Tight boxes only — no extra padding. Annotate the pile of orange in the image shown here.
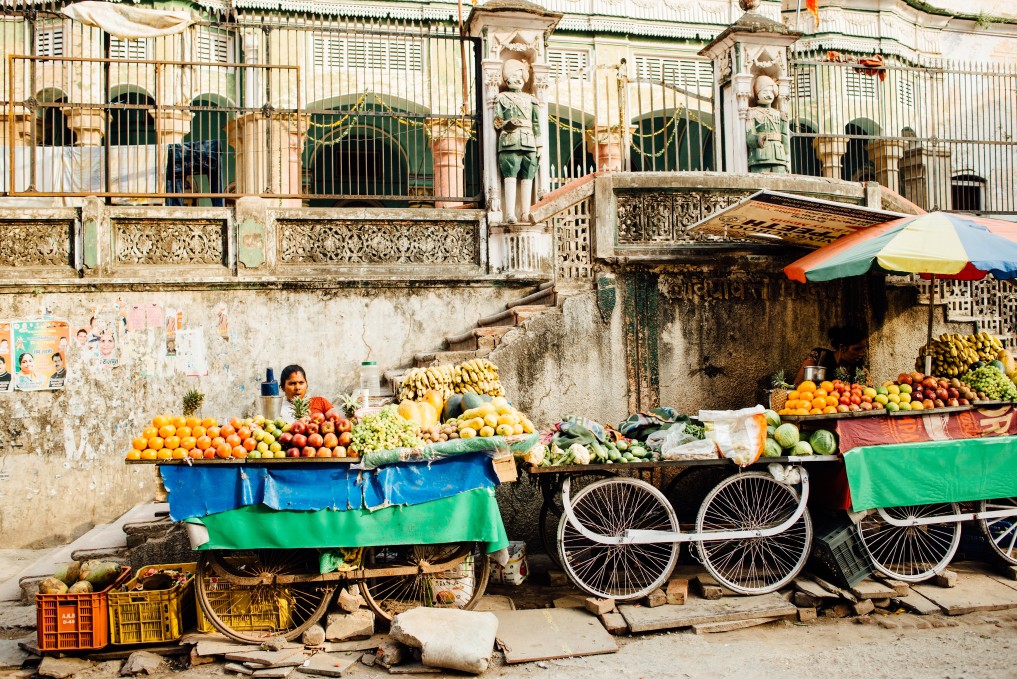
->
[778,380,875,416]
[125,414,220,460]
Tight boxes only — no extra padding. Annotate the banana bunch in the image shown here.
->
[398,365,455,402]
[453,358,506,397]
[917,331,1005,377]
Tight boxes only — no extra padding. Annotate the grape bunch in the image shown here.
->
[349,405,425,454]
[961,366,1017,402]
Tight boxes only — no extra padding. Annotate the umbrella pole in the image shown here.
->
[925,274,936,374]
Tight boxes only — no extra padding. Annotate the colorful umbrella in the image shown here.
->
[784,212,1017,361]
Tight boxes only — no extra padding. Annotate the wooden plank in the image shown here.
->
[618,592,796,633]
[387,664,441,675]
[793,578,838,600]
[493,608,618,664]
[691,616,789,634]
[194,640,264,657]
[912,565,1017,615]
[849,579,898,600]
[322,635,392,653]
[892,590,942,616]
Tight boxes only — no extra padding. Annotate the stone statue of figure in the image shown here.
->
[746,75,790,174]
[493,59,540,223]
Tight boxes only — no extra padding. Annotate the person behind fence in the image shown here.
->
[746,75,790,174]
[794,324,868,384]
[494,59,540,224]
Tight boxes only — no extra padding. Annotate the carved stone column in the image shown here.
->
[489,223,552,276]
[426,120,472,208]
[867,139,907,195]
[901,144,953,211]
[0,105,36,144]
[814,136,850,179]
[62,107,107,146]
[227,112,308,207]
[532,63,551,198]
[151,109,192,202]
[585,126,633,172]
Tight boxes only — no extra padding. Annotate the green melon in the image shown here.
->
[809,429,837,456]
[792,440,814,456]
[764,409,781,428]
[763,438,783,458]
[773,423,800,449]
[990,360,1007,375]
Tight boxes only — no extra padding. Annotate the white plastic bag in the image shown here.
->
[698,405,767,467]
[660,423,698,455]
[489,540,527,585]
[661,438,717,461]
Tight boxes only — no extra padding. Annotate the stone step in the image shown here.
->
[507,286,556,309]
[477,304,553,328]
[413,348,491,368]
[445,326,514,352]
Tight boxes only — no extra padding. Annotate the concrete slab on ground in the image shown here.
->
[0,604,36,629]
[493,608,617,664]
[618,592,796,633]
[912,564,1017,615]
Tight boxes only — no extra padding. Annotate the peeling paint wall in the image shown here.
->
[0,285,528,547]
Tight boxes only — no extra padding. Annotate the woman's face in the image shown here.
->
[19,353,33,373]
[841,341,867,363]
[99,333,115,357]
[284,371,307,400]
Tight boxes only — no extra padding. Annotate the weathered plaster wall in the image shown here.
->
[0,284,527,548]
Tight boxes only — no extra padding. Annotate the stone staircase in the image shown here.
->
[385,282,558,392]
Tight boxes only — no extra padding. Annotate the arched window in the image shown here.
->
[952,173,986,212]
[37,95,76,146]
[790,121,820,176]
[108,92,156,146]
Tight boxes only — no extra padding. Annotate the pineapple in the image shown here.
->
[182,388,204,417]
[853,367,870,386]
[291,397,310,420]
[834,366,851,383]
[768,370,792,411]
[338,393,361,419]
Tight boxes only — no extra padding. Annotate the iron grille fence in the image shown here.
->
[0,2,481,206]
[789,52,1017,215]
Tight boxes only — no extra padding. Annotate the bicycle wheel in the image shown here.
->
[539,472,617,566]
[978,498,1017,566]
[195,550,334,643]
[558,477,679,601]
[695,471,812,595]
[359,543,490,622]
[857,504,961,582]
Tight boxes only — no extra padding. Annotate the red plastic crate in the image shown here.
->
[36,566,131,652]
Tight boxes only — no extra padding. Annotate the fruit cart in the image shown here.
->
[141,434,535,643]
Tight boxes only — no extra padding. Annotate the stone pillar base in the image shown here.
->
[814,136,850,180]
[227,112,308,207]
[0,105,36,144]
[427,121,472,208]
[585,125,633,173]
[489,223,552,275]
[62,107,108,146]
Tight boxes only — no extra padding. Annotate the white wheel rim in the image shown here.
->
[858,503,961,582]
[980,498,1017,565]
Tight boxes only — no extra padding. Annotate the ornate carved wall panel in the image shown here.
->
[615,190,752,244]
[552,196,593,283]
[0,220,73,269]
[112,219,227,266]
[891,275,1017,350]
[277,219,478,266]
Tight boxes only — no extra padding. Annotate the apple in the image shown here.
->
[320,421,335,435]
[850,394,861,405]
[338,431,352,447]
[323,433,338,448]
[861,395,873,403]
[302,446,317,457]
[311,413,325,425]
[947,398,960,407]
[872,401,884,409]
[306,422,319,435]
[898,373,913,385]
[337,418,352,433]
[278,432,294,446]
[308,433,324,448]
[840,396,852,406]
[959,398,970,405]
[269,442,282,453]
[288,448,302,458]
[316,447,332,457]
[947,388,959,399]
[911,372,925,383]
[325,409,340,423]
[292,433,308,449]
[935,388,949,400]
[334,446,346,457]
[923,377,938,389]
[290,421,306,435]
[934,399,945,408]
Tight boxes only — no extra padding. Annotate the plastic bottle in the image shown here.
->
[359,361,381,400]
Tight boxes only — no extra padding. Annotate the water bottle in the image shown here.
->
[359,361,381,405]
[259,367,282,419]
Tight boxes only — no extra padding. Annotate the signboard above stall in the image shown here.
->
[688,191,906,248]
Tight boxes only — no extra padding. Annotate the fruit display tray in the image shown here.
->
[126,457,361,465]
[779,410,886,423]
[972,401,1017,407]
[885,405,974,417]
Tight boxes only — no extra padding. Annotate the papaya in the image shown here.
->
[421,390,444,418]
[38,577,68,595]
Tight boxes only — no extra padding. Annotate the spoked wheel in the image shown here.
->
[539,472,617,566]
[359,543,490,622]
[857,503,962,582]
[665,466,736,525]
[695,471,812,595]
[978,498,1017,566]
[558,477,679,601]
[195,550,335,643]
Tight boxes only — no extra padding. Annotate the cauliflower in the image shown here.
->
[568,443,591,465]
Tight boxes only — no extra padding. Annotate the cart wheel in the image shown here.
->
[695,471,812,595]
[557,477,679,601]
[857,504,962,582]
[195,550,335,643]
[978,498,1017,566]
[359,543,490,622]
[539,472,617,566]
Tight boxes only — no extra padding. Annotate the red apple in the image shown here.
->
[292,433,307,449]
[288,448,302,458]
[334,446,345,457]
[935,388,949,401]
[311,413,325,425]
[959,398,970,405]
[337,418,352,433]
[338,431,352,447]
[307,433,324,448]
[320,421,335,435]
[306,422,319,435]
[323,433,338,448]
[923,399,935,409]
[898,373,913,385]
[278,432,294,446]
[325,409,340,423]
[290,421,307,435]
[316,447,332,457]
[947,398,959,407]
[302,446,317,457]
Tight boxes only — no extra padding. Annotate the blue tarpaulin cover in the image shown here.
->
[160,451,499,521]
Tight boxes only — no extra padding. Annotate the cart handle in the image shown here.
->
[561,467,811,546]
[874,504,1017,527]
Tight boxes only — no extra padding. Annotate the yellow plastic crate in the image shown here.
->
[108,563,196,645]
[195,579,292,634]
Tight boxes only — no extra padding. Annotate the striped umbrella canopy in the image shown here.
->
[784,211,1017,358]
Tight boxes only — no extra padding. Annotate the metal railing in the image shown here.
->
[789,52,1017,214]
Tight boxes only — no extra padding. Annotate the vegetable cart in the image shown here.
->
[142,435,534,643]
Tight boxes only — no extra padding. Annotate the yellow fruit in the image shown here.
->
[521,418,535,434]
[887,384,900,395]
[459,427,477,439]
[479,426,495,438]
[483,413,499,428]
[512,423,523,435]
[478,403,497,417]
[495,424,514,436]
[798,380,817,392]
[469,417,485,432]
[418,402,439,428]
[422,390,444,417]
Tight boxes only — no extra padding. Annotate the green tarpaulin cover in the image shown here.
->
[186,487,508,552]
[844,436,1017,512]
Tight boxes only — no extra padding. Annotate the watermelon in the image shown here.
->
[773,423,800,449]
[809,429,837,456]
[764,409,781,428]
[763,438,783,458]
[792,441,814,456]
[990,360,1007,375]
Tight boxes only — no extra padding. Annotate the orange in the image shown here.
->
[132,437,148,451]
[811,397,826,410]
[195,436,212,451]
[220,424,236,438]
[230,417,243,430]
[237,426,251,440]
[141,449,158,460]
[185,416,201,429]
[819,381,834,393]
[215,442,232,459]
[225,434,242,448]
[152,415,170,429]
[172,416,187,428]
[156,449,173,460]
[211,436,226,450]
[171,448,187,459]
[192,425,207,439]
[793,408,809,415]
[180,436,197,451]
[787,390,800,401]
[203,449,216,459]
[201,417,217,429]
[148,436,165,451]
[798,380,817,392]
[206,426,221,439]
[232,445,247,458]
[822,406,838,414]
[176,426,192,439]
[825,396,838,407]
[814,389,828,398]
[242,438,257,452]
[164,435,181,450]
[125,450,142,461]
[158,424,176,439]
[809,408,822,414]
[143,426,159,440]
[189,449,203,459]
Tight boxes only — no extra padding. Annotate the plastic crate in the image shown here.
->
[810,520,873,589]
[195,578,292,634]
[36,566,132,652]
[108,563,196,645]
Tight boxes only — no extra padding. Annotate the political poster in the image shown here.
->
[11,320,70,391]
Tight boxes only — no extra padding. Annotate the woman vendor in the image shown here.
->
[794,325,867,384]
[280,364,335,421]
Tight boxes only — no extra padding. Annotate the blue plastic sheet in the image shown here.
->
[161,451,499,521]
